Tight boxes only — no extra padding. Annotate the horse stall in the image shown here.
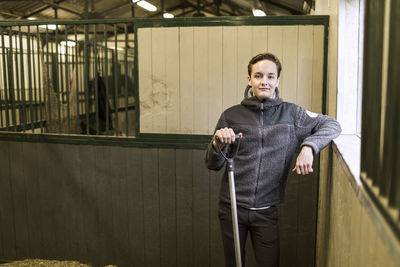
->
[0,16,328,267]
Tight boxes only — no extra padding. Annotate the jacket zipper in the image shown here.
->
[253,105,264,207]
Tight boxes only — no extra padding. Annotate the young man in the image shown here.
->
[205,53,341,267]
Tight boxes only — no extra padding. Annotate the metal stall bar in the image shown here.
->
[15,28,21,129]
[0,29,3,128]
[59,29,65,130]
[19,26,27,132]
[387,0,400,212]
[124,23,128,136]
[84,23,90,134]
[8,28,16,130]
[65,26,71,132]
[94,24,99,134]
[27,26,34,132]
[104,24,110,133]
[55,25,62,133]
[37,25,43,132]
[114,23,119,135]
[74,25,79,120]
[1,28,10,130]
[361,0,384,186]
[46,26,51,131]
[31,27,38,126]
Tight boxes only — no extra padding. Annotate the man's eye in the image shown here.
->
[255,74,262,78]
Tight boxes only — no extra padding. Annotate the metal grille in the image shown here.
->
[360,0,400,238]
[0,21,135,136]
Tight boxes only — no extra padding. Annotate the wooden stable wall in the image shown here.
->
[138,25,325,134]
[0,141,319,267]
[316,144,399,267]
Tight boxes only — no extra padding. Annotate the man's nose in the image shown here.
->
[261,76,268,84]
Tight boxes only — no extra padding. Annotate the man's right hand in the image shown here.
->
[212,128,242,150]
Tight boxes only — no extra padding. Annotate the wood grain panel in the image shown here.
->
[138,28,153,133]
[210,169,224,267]
[222,26,238,110]
[296,155,319,267]
[267,26,284,95]
[151,27,167,133]
[138,25,325,134]
[0,142,324,267]
[22,142,42,258]
[0,141,17,259]
[176,149,194,267]
[94,145,115,264]
[237,26,253,102]
[179,27,194,133]
[8,141,30,258]
[279,156,299,267]
[207,27,223,133]
[159,149,177,267]
[38,143,63,259]
[282,26,298,104]
[297,26,314,110]
[194,27,209,134]
[312,26,324,113]
[125,147,145,266]
[110,146,130,266]
[165,27,180,133]
[192,150,210,267]
[251,26,268,56]
[142,148,161,267]
[62,144,85,261]
[78,145,99,263]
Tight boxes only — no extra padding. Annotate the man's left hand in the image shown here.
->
[292,146,314,175]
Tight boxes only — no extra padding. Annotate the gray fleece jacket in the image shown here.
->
[205,89,341,209]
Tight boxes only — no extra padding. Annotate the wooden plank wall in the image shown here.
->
[316,146,398,267]
[0,141,319,267]
[138,25,325,134]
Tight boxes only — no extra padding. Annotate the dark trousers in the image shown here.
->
[218,202,280,267]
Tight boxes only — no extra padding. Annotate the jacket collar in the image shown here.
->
[241,88,283,110]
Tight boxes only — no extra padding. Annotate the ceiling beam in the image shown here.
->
[98,2,131,17]
[40,0,82,17]
[0,10,22,18]
[148,3,186,17]
[262,0,304,15]
[23,0,68,18]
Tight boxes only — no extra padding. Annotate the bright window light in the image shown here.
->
[137,0,157,12]
[60,41,76,47]
[131,0,140,3]
[110,46,124,51]
[39,24,57,30]
[163,12,174,18]
[27,17,37,20]
[252,9,266,17]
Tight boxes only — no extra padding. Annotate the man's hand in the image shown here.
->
[212,128,242,150]
[292,146,314,175]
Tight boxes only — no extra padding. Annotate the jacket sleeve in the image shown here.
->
[294,106,342,155]
[204,112,231,171]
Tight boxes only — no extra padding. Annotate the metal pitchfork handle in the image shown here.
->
[216,134,242,267]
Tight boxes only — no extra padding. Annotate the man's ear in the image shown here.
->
[276,77,280,87]
[247,76,251,86]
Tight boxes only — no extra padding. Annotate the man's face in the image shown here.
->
[248,59,280,100]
